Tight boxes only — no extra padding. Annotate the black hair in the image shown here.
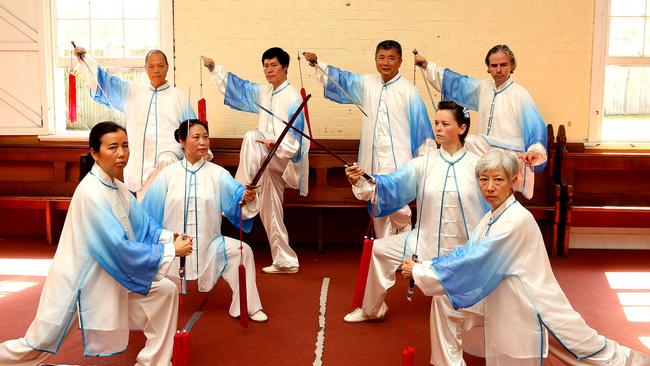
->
[375,40,402,58]
[174,119,210,143]
[145,49,169,66]
[261,47,290,68]
[484,44,516,73]
[79,121,126,181]
[437,100,471,144]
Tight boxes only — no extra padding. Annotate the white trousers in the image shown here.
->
[236,130,298,267]
[372,205,412,239]
[0,278,178,366]
[361,232,410,317]
[222,236,263,317]
[429,296,484,366]
[429,296,648,366]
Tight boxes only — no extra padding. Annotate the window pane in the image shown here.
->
[56,0,89,19]
[611,0,646,16]
[609,17,645,56]
[604,66,650,115]
[57,20,90,58]
[645,19,650,55]
[90,0,123,19]
[602,66,650,141]
[124,0,158,18]
[63,67,148,131]
[125,20,158,58]
[91,20,124,58]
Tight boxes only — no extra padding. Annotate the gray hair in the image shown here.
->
[484,44,516,73]
[475,150,520,182]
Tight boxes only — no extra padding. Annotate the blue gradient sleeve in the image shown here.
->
[181,98,197,121]
[220,173,253,233]
[94,65,129,112]
[140,174,169,226]
[224,72,260,114]
[441,69,481,111]
[323,66,364,106]
[85,195,164,296]
[520,100,548,173]
[369,161,417,217]
[408,92,434,157]
[431,231,513,309]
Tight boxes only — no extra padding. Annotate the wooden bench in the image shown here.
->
[0,196,71,245]
[559,130,650,256]
[513,124,562,256]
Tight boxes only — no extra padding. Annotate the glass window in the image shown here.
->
[591,0,650,143]
[53,0,168,133]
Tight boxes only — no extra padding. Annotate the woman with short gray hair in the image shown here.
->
[402,151,649,365]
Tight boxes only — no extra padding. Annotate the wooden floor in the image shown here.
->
[0,237,648,365]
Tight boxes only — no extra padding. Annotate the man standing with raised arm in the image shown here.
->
[202,47,310,274]
[73,46,196,199]
[304,40,434,238]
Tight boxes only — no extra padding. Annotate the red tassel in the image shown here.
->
[68,73,76,123]
[239,263,248,328]
[352,236,374,308]
[198,98,207,123]
[402,346,415,366]
[300,88,312,137]
[172,330,190,366]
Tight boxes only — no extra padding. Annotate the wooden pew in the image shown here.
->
[513,124,562,256]
[0,134,564,254]
[559,128,650,256]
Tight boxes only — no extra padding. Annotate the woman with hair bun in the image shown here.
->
[142,119,267,322]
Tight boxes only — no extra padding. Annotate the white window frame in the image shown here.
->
[589,0,650,147]
[42,0,174,138]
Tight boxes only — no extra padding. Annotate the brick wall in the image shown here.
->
[173,0,595,142]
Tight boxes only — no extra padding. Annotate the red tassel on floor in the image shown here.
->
[402,346,415,366]
[198,98,207,123]
[239,263,248,328]
[68,73,76,123]
[172,329,190,366]
[352,236,374,308]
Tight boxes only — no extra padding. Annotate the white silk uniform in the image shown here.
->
[209,65,310,268]
[424,63,547,199]
[79,57,196,198]
[353,146,488,363]
[0,164,178,366]
[315,61,434,238]
[413,195,650,365]
[142,158,263,317]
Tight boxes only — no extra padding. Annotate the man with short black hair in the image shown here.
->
[203,47,310,274]
[304,40,434,239]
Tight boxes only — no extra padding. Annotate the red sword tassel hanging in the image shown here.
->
[297,52,313,137]
[198,56,207,123]
[68,50,77,123]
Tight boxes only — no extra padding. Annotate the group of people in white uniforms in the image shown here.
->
[0,37,648,366]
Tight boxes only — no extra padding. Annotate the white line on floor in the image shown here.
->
[313,277,331,366]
